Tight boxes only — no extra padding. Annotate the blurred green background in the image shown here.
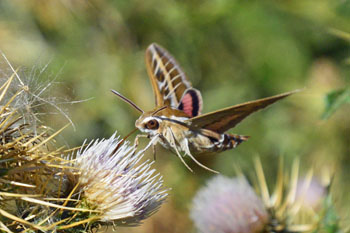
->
[0,0,349,232]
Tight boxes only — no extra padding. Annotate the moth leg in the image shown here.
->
[152,144,157,160]
[183,139,219,174]
[167,128,193,173]
[138,134,160,155]
[134,134,149,147]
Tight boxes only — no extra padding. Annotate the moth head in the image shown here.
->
[111,90,167,135]
[135,106,168,134]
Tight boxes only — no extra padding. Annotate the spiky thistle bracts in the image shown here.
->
[253,158,321,232]
[0,70,68,232]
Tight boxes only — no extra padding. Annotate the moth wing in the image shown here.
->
[187,90,299,134]
[145,43,193,108]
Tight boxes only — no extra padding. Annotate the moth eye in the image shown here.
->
[145,119,159,130]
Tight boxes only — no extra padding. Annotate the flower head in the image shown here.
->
[296,177,326,210]
[73,134,168,226]
[190,175,268,233]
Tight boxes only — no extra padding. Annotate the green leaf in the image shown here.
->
[322,88,350,120]
[322,195,341,233]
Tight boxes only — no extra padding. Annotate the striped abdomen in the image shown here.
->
[219,133,249,151]
[188,129,249,154]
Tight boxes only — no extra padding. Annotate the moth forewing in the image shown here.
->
[145,43,193,109]
[145,46,163,107]
[186,90,300,133]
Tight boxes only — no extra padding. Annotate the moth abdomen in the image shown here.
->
[203,130,249,151]
[222,133,249,149]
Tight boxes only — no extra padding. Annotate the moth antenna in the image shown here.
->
[111,89,144,113]
[152,106,167,116]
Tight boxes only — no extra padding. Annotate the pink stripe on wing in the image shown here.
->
[182,93,194,117]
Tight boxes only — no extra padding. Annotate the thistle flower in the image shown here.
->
[1,129,168,231]
[190,158,337,233]
[190,175,268,233]
[0,58,168,232]
[70,134,168,227]
[295,177,326,210]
